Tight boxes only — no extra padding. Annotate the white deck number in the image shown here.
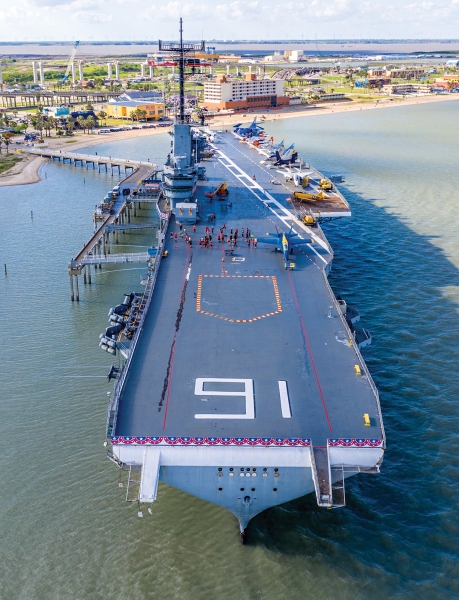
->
[194,379,292,419]
[194,378,255,420]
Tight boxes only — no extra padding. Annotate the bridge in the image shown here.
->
[0,91,119,109]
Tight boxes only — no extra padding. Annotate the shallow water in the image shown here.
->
[1,101,459,599]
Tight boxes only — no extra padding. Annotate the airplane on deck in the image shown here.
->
[274,148,298,166]
[267,142,292,160]
[233,117,264,137]
[257,225,313,264]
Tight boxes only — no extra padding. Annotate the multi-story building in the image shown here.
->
[201,74,290,111]
[387,68,425,80]
[382,83,433,95]
[106,92,165,120]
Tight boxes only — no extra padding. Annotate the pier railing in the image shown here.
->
[23,147,157,169]
[106,212,170,438]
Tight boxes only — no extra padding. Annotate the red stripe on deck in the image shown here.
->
[287,270,332,432]
[162,245,191,430]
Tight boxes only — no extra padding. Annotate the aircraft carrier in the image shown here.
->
[104,22,385,542]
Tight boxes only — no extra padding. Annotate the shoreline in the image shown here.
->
[1,93,458,188]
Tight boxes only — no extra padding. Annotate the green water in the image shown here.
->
[1,101,459,599]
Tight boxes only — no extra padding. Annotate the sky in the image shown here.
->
[1,0,459,41]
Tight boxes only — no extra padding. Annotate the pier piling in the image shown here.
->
[70,275,74,301]
[75,275,80,302]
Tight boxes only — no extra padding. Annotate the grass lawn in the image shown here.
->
[0,153,23,175]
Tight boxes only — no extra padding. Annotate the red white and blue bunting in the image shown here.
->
[328,439,384,448]
[111,436,312,447]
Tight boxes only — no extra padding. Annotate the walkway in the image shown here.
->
[23,148,157,171]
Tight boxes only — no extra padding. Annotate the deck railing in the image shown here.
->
[322,271,386,445]
[106,213,170,437]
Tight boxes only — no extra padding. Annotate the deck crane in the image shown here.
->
[61,41,80,84]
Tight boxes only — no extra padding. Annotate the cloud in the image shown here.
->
[143,1,210,19]
[215,1,260,19]
[72,10,113,22]
[3,0,459,38]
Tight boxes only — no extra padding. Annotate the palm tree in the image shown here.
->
[50,117,60,135]
[139,109,147,121]
[129,110,136,122]
[65,116,75,135]
[76,116,86,133]
[2,133,11,154]
[43,119,53,137]
[31,115,44,138]
[135,108,142,122]
[85,116,95,133]
[98,110,107,125]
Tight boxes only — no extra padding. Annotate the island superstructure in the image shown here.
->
[103,22,385,542]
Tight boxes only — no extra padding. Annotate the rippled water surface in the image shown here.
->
[1,101,459,599]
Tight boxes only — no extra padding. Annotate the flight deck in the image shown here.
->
[112,133,383,449]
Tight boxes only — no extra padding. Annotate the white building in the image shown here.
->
[284,50,304,62]
[202,74,288,110]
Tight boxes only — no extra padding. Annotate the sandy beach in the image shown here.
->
[1,93,458,188]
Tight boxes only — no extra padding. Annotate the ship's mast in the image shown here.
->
[159,19,205,124]
[179,18,184,123]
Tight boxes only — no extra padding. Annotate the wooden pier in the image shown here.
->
[23,148,157,174]
[67,173,162,301]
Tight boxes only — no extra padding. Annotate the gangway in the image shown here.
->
[105,222,156,233]
[81,253,150,265]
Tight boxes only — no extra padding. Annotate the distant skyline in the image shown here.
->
[1,0,459,42]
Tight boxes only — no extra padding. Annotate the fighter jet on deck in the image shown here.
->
[273,148,298,166]
[233,117,264,138]
[257,225,313,264]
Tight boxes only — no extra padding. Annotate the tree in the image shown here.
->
[77,116,86,132]
[1,112,10,127]
[98,110,107,124]
[31,115,44,138]
[84,102,94,111]
[135,108,143,121]
[139,109,147,121]
[65,116,75,135]
[85,116,95,133]
[129,110,136,122]
[43,118,55,137]
[1,133,12,154]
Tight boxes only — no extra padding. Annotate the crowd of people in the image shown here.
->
[170,222,258,250]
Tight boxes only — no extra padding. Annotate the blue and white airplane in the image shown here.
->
[257,225,313,263]
[233,117,264,137]
[267,142,293,161]
[274,148,298,166]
